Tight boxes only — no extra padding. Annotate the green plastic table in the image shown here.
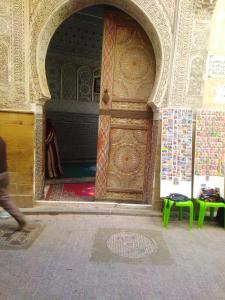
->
[195,199,225,229]
[163,198,194,230]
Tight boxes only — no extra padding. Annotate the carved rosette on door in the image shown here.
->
[95,10,155,203]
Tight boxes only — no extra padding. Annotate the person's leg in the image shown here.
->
[0,172,26,227]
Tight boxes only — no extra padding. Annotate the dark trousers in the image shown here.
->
[0,171,25,224]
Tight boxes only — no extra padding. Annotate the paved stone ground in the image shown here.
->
[0,214,225,300]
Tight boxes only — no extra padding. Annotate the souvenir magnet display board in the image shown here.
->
[160,108,193,198]
[194,110,225,198]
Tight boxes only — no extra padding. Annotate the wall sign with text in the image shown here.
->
[207,55,225,78]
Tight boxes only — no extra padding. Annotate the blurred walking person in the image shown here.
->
[0,136,27,229]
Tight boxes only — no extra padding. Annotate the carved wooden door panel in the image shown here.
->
[95,10,155,203]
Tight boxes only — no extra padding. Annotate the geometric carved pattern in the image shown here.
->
[195,0,217,16]
[143,120,153,201]
[169,0,195,106]
[105,191,143,201]
[120,47,150,80]
[13,0,26,104]
[0,2,9,15]
[0,18,9,35]
[188,56,204,96]
[107,128,147,191]
[0,43,8,84]
[0,0,26,110]
[34,112,45,200]
[77,66,92,102]
[111,118,148,127]
[95,115,111,199]
[113,24,155,100]
[100,12,116,109]
[163,0,176,24]
[112,101,147,111]
[193,29,210,51]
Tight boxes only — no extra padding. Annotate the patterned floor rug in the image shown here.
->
[45,183,95,201]
[0,224,44,250]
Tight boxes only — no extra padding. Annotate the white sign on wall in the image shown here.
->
[208,55,225,78]
[215,85,225,104]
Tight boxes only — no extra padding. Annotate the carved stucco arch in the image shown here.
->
[30,0,172,110]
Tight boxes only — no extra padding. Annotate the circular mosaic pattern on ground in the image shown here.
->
[106,232,158,259]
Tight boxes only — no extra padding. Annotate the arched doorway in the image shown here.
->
[31,0,172,205]
[43,5,155,203]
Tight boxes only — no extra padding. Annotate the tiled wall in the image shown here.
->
[0,112,34,207]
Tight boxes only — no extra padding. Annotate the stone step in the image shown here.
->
[20,201,162,217]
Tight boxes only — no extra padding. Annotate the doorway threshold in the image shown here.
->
[37,200,152,208]
[45,177,95,184]
[22,201,160,217]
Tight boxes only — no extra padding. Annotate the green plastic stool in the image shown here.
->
[196,199,225,229]
[163,198,194,230]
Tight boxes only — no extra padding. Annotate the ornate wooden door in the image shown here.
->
[95,10,155,203]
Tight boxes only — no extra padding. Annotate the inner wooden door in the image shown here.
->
[95,9,155,203]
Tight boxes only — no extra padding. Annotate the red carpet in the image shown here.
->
[45,183,95,201]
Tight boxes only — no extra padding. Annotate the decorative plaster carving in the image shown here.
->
[187,19,211,108]
[160,0,176,26]
[186,8,212,109]
[169,0,195,107]
[0,18,9,34]
[193,26,210,51]
[0,43,9,85]
[188,56,204,96]
[195,0,217,18]
[29,0,172,109]
[34,112,45,200]
[12,0,26,107]
[0,1,27,110]
[0,1,9,16]
[169,0,214,108]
